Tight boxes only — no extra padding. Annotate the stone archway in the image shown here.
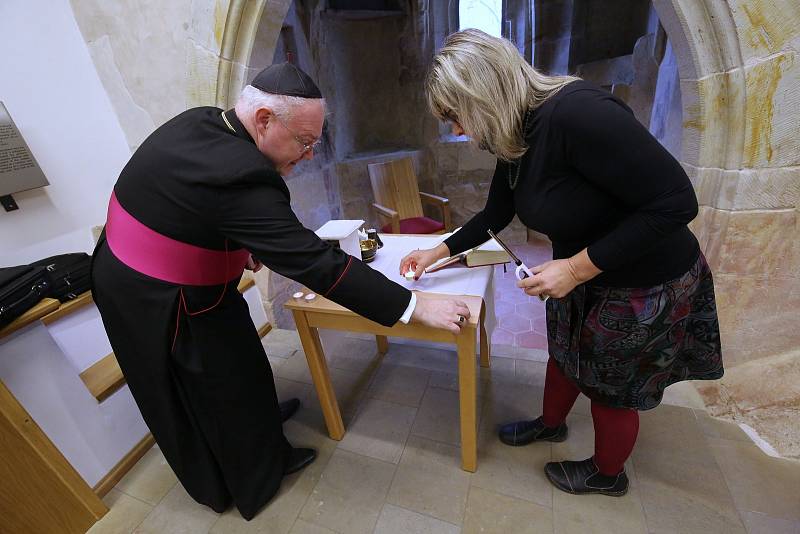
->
[212,0,292,109]
[653,1,800,458]
[654,1,746,170]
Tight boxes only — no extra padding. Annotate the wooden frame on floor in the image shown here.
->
[92,433,156,497]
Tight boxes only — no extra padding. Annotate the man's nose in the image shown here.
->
[303,148,314,160]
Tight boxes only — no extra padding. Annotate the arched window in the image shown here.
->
[459,0,503,38]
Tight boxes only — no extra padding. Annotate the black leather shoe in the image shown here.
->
[279,398,301,422]
[498,416,568,446]
[284,447,317,475]
[544,457,629,496]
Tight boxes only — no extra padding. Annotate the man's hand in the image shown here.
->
[399,243,451,280]
[411,293,471,334]
[245,254,263,273]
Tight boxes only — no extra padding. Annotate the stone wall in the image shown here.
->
[654,0,800,457]
[575,31,680,156]
[534,0,574,74]
[314,12,427,159]
[429,142,528,245]
[69,0,292,150]
[568,0,652,70]
[649,39,683,158]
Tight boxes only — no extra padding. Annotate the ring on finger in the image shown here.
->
[457,314,466,324]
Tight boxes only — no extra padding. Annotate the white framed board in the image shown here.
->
[0,101,48,197]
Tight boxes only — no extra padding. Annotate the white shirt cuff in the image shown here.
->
[398,292,416,324]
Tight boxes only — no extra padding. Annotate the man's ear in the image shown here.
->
[254,107,274,130]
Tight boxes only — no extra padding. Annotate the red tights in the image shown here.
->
[542,357,639,476]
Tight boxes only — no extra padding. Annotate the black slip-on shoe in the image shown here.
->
[498,416,568,446]
[544,457,629,496]
[279,398,301,422]
[284,447,317,476]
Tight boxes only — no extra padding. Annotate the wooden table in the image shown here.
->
[286,292,490,472]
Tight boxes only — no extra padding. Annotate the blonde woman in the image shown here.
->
[400,29,723,497]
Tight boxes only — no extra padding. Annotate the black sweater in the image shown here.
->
[444,81,700,288]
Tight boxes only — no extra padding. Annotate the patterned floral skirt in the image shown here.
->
[546,251,723,410]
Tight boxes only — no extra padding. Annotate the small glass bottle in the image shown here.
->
[367,228,383,248]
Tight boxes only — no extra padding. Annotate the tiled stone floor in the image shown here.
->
[491,240,552,350]
[88,329,800,534]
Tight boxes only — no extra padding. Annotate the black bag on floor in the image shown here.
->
[0,265,52,328]
[30,253,92,302]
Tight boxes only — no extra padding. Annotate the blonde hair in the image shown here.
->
[426,29,580,161]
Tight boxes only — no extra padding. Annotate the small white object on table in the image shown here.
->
[365,233,497,342]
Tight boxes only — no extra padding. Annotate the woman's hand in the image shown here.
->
[399,243,450,280]
[411,293,471,334]
[517,259,578,299]
[517,249,601,299]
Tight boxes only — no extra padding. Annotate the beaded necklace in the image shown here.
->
[507,108,533,190]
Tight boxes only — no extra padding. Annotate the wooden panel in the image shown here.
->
[0,298,60,340]
[40,292,93,325]
[368,157,424,221]
[79,353,125,403]
[389,158,424,220]
[368,161,397,215]
[237,277,255,293]
[61,279,264,405]
[0,380,107,533]
[257,322,273,338]
[93,434,155,497]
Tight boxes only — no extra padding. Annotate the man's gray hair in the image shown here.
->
[236,85,323,119]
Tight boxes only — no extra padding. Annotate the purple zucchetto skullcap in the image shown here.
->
[251,62,323,99]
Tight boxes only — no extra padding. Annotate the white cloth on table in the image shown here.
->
[365,234,497,340]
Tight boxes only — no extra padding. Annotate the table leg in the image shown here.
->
[457,330,478,472]
[375,335,389,355]
[292,310,345,440]
[479,302,490,368]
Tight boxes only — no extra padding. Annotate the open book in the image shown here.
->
[425,238,511,273]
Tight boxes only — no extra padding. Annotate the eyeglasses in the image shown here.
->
[275,115,322,154]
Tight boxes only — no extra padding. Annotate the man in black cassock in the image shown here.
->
[91,63,470,520]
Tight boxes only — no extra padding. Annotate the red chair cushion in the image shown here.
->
[381,217,446,234]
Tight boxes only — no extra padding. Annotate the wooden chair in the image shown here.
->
[367,157,452,234]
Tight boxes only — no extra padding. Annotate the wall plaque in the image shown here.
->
[0,101,49,197]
